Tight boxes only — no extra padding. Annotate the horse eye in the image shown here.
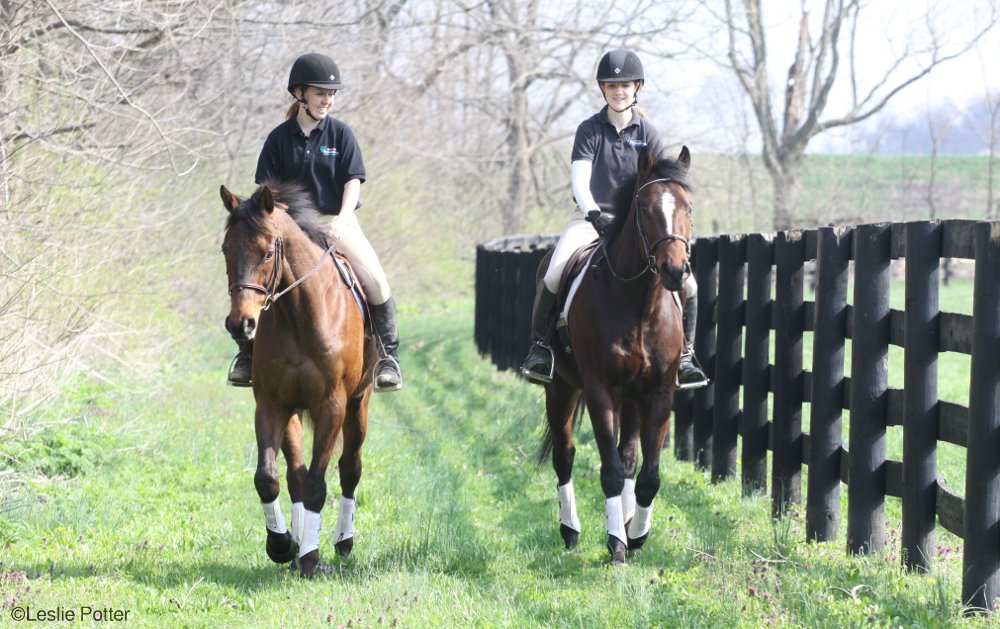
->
[264,250,274,262]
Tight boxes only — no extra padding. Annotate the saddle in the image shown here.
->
[550,239,603,357]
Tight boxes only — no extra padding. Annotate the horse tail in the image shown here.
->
[536,395,585,468]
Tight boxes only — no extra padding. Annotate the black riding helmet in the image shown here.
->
[596,49,644,85]
[287,53,344,94]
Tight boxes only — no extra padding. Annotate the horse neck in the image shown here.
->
[607,205,650,283]
[273,215,337,322]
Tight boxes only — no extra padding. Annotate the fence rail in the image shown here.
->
[474,220,1000,612]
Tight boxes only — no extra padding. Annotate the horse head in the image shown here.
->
[220,184,282,342]
[633,145,692,292]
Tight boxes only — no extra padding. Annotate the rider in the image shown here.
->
[519,48,708,390]
[227,52,403,392]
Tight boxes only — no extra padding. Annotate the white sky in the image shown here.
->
[637,0,1000,153]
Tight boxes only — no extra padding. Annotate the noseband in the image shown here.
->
[602,177,691,282]
[227,223,337,310]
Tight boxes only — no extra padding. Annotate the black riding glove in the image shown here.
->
[586,210,614,236]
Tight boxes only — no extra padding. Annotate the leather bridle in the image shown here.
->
[227,224,337,311]
[602,177,692,282]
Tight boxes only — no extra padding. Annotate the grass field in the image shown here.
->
[0,296,996,627]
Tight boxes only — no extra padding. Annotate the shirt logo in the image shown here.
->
[319,145,340,157]
[624,136,646,148]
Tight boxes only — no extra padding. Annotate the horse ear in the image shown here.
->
[677,145,691,171]
[220,185,240,213]
[638,146,655,178]
[259,186,275,214]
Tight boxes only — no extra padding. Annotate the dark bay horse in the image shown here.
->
[221,181,375,577]
[539,146,693,564]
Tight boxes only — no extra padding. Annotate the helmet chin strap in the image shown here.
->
[296,90,321,122]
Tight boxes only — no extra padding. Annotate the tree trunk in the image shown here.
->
[771,164,800,231]
[503,55,530,235]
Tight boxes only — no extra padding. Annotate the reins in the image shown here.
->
[600,177,691,282]
[228,223,338,310]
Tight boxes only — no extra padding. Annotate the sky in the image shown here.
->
[637,0,1000,154]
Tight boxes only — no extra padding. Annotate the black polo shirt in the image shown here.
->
[255,115,366,215]
[571,106,668,213]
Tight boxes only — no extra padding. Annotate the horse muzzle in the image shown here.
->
[659,261,687,292]
[225,314,257,341]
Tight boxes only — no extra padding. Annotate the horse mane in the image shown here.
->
[604,156,692,242]
[225,180,332,249]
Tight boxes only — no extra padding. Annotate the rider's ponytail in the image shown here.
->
[285,101,300,120]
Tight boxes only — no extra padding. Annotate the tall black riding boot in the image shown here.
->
[371,297,403,392]
[520,283,558,384]
[677,290,709,390]
[227,339,253,387]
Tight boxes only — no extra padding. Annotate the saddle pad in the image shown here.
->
[333,253,366,319]
[557,243,601,329]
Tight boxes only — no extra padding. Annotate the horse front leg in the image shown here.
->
[545,376,582,549]
[618,400,641,528]
[332,391,370,562]
[584,380,628,564]
[254,402,298,564]
[294,394,348,578]
[281,413,307,553]
[628,393,674,551]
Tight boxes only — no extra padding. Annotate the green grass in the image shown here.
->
[1,297,996,627]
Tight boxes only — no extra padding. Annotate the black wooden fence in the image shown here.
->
[474,220,1000,612]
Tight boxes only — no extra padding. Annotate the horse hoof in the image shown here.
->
[560,524,579,550]
[627,533,648,551]
[298,550,320,578]
[265,530,298,564]
[607,537,627,565]
[335,537,354,561]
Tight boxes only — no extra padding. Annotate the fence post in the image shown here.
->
[693,236,719,471]
[847,223,891,554]
[772,231,805,517]
[962,221,1000,612]
[806,226,851,543]
[742,233,773,495]
[712,234,746,482]
[902,220,940,572]
[673,390,694,461]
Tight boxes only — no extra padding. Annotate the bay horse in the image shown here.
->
[220,181,375,577]
[539,146,693,564]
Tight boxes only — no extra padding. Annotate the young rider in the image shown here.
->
[519,48,708,390]
[227,52,403,392]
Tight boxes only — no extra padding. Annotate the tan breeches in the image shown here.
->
[542,211,599,293]
[317,213,392,305]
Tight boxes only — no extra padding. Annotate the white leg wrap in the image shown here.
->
[290,502,305,546]
[333,496,356,543]
[262,498,287,534]
[605,495,627,545]
[622,479,636,524]
[298,509,321,558]
[557,481,581,532]
[627,502,653,540]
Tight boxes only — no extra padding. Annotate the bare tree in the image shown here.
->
[716,0,996,229]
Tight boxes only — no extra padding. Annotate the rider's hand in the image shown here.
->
[586,210,614,236]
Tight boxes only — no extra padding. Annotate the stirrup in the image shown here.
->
[520,341,555,384]
[226,355,252,388]
[373,355,403,392]
[675,351,709,391]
